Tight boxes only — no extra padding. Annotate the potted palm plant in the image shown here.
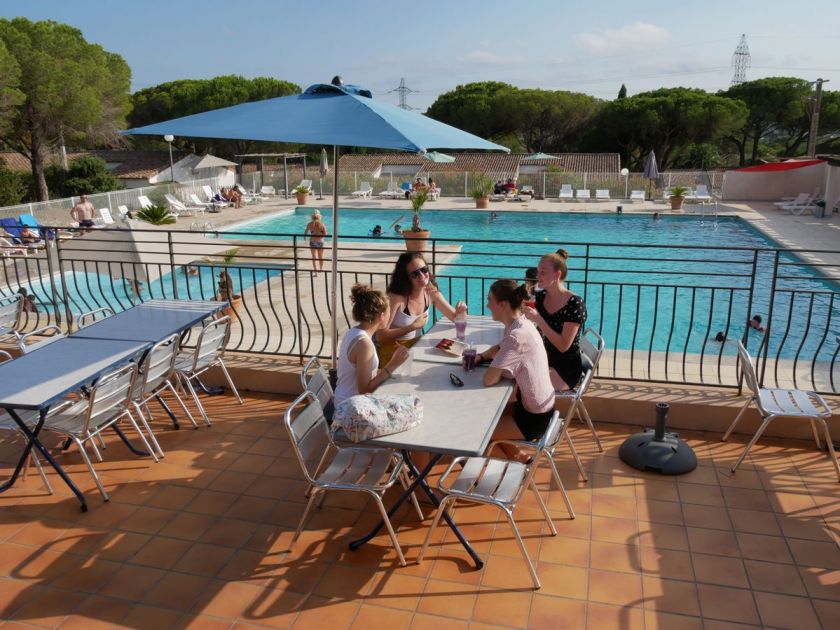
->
[403,190,429,252]
[471,174,495,209]
[293,185,310,205]
[136,204,176,225]
[669,186,689,211]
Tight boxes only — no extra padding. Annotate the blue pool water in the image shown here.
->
[227,208,840,363]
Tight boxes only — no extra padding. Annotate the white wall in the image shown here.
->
[721,162,826,201]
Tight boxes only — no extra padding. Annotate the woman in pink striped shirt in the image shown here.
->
[478,279,555,451]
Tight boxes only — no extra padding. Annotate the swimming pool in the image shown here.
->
[226,208,840,364]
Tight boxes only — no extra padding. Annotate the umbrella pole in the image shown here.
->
[330,145,340,370]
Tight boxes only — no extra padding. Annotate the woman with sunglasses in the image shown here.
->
[376,252,466,363]
[478,279,554,456]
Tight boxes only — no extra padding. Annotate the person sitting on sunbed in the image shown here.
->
[18,226,39,245]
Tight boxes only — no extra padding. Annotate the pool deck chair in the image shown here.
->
[296,179,314,194]
[117,205,131,219]
[284,390,411,566]
[164,194,204,217]
[94,208,114,228]
[773,192,809,209]
[559,184,573,200]
[0,237,26,259]
[781,196,818,216]
[300,356,334,421]
[556,328,605,459]
[259,185,276,197]
[575,189,591,201]
[351,181,373,198]
[419,412,564,589]
[0,294,24,342]
[692,184,712,202]
[629,190,645,202]
[235,183,265,203]
[137,195,154,210]
[427,186,441,201]
[595,189,610,201]
[0,217,43,250]
[378,181,402,199]
[722,341,839,481]
[189,193,216,210]
[201,185,230,207]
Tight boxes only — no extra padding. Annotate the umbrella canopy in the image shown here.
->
[643,150,660,181]
[193,154,238,170]
[425,151,455,163]
[61,221,237,285]
[122,79,508,364]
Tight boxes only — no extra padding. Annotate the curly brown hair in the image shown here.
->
[350,283,388,323]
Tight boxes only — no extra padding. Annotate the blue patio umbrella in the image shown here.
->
[643,150,660,199]
[122,78,508,363]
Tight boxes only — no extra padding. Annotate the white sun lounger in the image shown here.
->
[595,189,610,201]
[692,184,712,202]
[137,195,154,210]
[575,189,591,201]
[428,187,441,201]
[629,190,645,202]
[260,185,276,197]
[559,184,573,200]
[93,208,114,228]
[201,185,231,207]
[378,181,402,199]
[235,183,265,203]
[351,181,373,198]
[774,192,809,209]
[164,194,203,217]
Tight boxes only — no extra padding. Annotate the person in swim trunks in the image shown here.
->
[303,210,328,273]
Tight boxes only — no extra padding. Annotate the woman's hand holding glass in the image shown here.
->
[455,300,468,315]
[521,304,541,324]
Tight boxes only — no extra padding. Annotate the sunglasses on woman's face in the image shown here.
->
[409,266,430,280]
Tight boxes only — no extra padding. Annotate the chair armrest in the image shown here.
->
[78,307,115,328]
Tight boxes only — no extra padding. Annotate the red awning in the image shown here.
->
[736,159,825,172]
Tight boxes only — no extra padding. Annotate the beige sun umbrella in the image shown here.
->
[60,220,237,288]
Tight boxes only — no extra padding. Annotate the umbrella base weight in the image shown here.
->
[619,402,697,475]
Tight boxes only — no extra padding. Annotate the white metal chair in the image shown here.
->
[43,362,158,501]
[722,341,839,480]
[78,307,115,329]
[0,294,24,342]
[351,182,373,198]
[15,324,66,354]
[418,411,565,589]
[0,349,52,494]
[132,333,199,458]
[174,315,242,426]
[301,356,334,416]
[595,189,611,201]
[575,189,591,201]
[629,190,646,202]
[555,328,605,461]
[284,390,411,565]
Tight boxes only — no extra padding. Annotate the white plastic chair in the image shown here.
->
[259,185,276,197]
[96,208,114,227]
[773,192,809,209]
[629,190,645,202]
[693,184,712,201]
[378,181,401,199]
[137,195,154,210]
[418,412,565,589]
[351,182,373,198]
[595,189,610,201]
[174,316,242,426]
[0,294,24,341]
[284,390,411,566]
[297,179,313,193]
[117,205,131,219]
[575,189,591,201]
[165,194,203,217]
[722,341,839,480]
[43,362,158,501]
[559,184,573,200]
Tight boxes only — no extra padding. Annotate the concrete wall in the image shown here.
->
[721,162,826,201]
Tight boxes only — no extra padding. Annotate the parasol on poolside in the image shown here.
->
[643,150,660,200]
[318,147,328,200]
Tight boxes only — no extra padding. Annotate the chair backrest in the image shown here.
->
[595,189,609,198]
[360,181,372,191]
[164,193,182,206]
[573,328,605,398]
[117,205,130,217]
[519,411,564,492]
[387,180,399,192]
[136,333,180,397]
[630,190,644,199]
[78,306,115,328]
[17,325,65,354]
[137,195,154,209]
[301,356,333,411]
[283,390,332,484]
[235,183,247,194]
[187,315,231,372]
[83,362,138,433]
[560,184,572,193]
[400,182,411,192]
[18,214,40,237]
[576,189,590,198]
[695,184,709,196]
[735,341,761,399]
[260,185,275,195]
[202,185,214,200]
[0,218,23,240]
[300,179,313,191]
[99,208,114,225]
[189,193,204,206]
[0,294,23,331]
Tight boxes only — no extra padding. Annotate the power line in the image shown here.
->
[388,78,417,110]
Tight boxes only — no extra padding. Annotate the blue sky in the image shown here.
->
[3,0,838,111]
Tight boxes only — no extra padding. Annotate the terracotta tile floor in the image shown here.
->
[1,391,840,629]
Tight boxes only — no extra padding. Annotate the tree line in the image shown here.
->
[1,17,837,202]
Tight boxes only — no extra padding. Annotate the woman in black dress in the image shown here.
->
[522,250,587,390]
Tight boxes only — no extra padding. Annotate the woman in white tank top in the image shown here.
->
[376,252,467,363]
[334,284,409,406]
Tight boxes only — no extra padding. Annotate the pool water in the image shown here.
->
[228,208,840,363]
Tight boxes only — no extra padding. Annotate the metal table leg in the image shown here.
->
[0,408,88,512]
[348,451,484,569]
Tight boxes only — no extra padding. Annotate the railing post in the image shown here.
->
[292,235,304,365]
[464,172,468,198]
[42,235,64,328]
[168,230,179,299]
[53,235,74,331]
[542,172,546,199]
[583,172,587,190]
[758,250,781,389]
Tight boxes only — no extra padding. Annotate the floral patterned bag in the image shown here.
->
[332,394,423,443]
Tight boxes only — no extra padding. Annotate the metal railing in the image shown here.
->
[0,226,836,394]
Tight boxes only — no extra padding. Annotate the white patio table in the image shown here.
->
[348,316,510,568]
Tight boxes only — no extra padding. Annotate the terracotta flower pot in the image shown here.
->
[669,195,685,210]
[295,193,308,205]
[223,295,242,319]
[475,196,489,209]
[403,230,430,252]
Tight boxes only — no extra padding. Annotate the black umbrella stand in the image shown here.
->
[619,403,697,475]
